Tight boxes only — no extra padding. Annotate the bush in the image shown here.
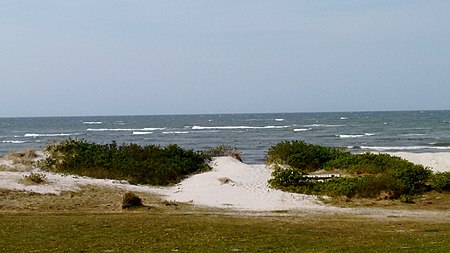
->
[43,139,211,186]
[23,172,47,184]
[429,172,450,192]
[267,141,433,199]
[122,192,143,209]
[266,140,347,172]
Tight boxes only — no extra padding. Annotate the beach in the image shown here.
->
[1,151,449,213]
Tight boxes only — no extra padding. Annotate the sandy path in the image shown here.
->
[154,157,330,211]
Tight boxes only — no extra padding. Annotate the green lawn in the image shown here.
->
[1,212,449,252]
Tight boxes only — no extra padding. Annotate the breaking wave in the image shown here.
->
[303,124,344,127]
[293,128,312,132]
[87,128,165,132]
[82,121,103,125]
[2,140,26,144]
[24,133,77,137]
[132,131,153,135]
[361,146,450,151]
[338,133,375,138]
[192,125,290,130]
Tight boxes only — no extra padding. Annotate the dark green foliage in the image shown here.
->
[266,140,347,172]
[429,172,450,192]
[122,192,143,209]
[267,141,433,199]
[43,139,211,186]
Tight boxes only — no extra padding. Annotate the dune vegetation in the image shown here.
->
[42,139,211,185]
[267,141,449,201]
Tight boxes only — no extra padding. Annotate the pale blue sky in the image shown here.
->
[1,1,449,117]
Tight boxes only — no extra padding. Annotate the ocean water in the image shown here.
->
[1,111,450,164]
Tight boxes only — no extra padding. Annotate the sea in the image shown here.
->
[1,110,450,164]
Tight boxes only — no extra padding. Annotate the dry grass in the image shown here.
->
[6,148,38,165]
[0,186,209,213]
[322,191,450,211]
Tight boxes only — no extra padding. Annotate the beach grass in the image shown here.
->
[0,212,449,252]
[321,191,450,211]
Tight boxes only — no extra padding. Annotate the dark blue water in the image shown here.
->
[1,111,450,163]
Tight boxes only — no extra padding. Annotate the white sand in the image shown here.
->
[1,152,450,212]
[386,152,450,173]
[154,157,327,211]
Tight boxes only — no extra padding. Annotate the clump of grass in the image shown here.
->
[122,192,143,209]
[205,145,242,162]
[0,164,11,171]
[7,148,38,165]
[399,195,415,204]
[23,172,47,184]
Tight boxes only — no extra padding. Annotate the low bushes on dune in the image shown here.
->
[267,140,439,200]
[43,139,211,186]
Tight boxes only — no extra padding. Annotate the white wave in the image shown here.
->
[132,131,153,135]
[275,119,284,122]
[82,121,102,125]
[339,134,365,138]
[162,131,190,134]
[87,127,165,132]
[303,124,344,127]
[340,117,348,120]
[339,133,374,138]
[361,146,450,151]
[294,128,312,132]
[24,133,75,137]
[2,140,26,144]
[399,134,427,137]
[192,125,289,130]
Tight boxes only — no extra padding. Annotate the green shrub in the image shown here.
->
[429,172,450,192]
[267,141,433,199]
[43,139,211,186]
[265,140,347,171]
[399,195,415,204]
[23,172,47,184]
[122,192,143,209]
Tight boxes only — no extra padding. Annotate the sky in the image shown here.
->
[1,1,450,117]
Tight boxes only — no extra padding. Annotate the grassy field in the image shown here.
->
[1,149,449,252]
[1,211,449,252]
[0,186,449,252]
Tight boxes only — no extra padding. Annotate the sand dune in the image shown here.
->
[1,152,449,212]
[155,157,327,211]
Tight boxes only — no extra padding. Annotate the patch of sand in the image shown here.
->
[155,157,328,211]
[386,152,450,173]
